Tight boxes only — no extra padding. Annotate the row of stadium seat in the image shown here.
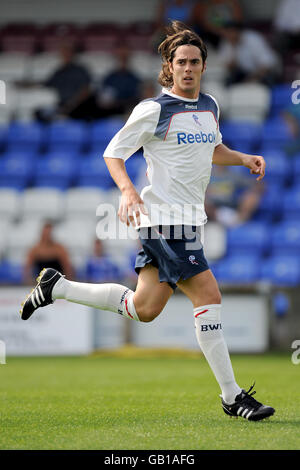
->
[0,119,124,149]
[0,186,299,284]
[1,180,300,222]
[0,215,138,270]
[0,187,121,221]
[226,221,300,256]
[0,151,145,190]
[252,184,300,222]
[0,117,292,152]
[0,49,291,112]
[0,64,291,124]
[2,151,300,190]
[212,255,300,286]
[1,252,299,287]
[0,22,156,53]
[2,218,300,262]
[0,50,162,81]
[226,153,300,187]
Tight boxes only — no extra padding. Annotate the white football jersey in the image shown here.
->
[103,88,222,227]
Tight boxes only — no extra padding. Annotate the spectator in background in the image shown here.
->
[152,0,195,49]
[94,43,142,118]
[205,165,265,228]
[192,0,244,48]
[85,239,123,282]
[218,21,280,86]
[273,0,300,53]
[140,80,159,100]
[16,40,97,121]
[155,0,195,27]
[24,221,73,284]
[282,103,300,156]
[41,41,95,120]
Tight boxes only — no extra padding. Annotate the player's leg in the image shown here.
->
[20,264,173,323]
[132,264,174,322]
[177,269,275,420]
[176,268,242,404]
[176,268,222,307]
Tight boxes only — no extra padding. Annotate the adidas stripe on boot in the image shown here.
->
[20,268,63,320]
[221,383,275,421]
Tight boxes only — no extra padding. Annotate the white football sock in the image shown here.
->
[194,304,242,404]
[52,277,140,321]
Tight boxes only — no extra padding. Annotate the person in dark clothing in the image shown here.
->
[43,42,92,119]
[38,41,97,121]
[95,44,142,118]
[16,41,97,121]
[24,221,73,284]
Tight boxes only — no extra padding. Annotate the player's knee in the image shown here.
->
[136,305,162,323]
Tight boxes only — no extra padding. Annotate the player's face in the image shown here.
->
[169,45,206,99]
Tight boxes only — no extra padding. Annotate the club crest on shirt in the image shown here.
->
[193,114,202,127]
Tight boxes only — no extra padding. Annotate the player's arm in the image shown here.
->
[104,157,146,226]
[212,143,266,181]
[103,100,160,226]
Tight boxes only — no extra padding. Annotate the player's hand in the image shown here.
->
[118,188,148,227]
[242,154,266,181]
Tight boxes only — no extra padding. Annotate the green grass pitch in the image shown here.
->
[1,351,299,450]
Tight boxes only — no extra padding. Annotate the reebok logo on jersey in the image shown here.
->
[185,104,197,109]
[177,131,216,144]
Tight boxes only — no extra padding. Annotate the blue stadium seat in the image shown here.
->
[77,156,115,189]
[0,124,8,151]
[270,221,300,256]
[292,153,300,181]
[0,152,35,189]
[85,256,123,282]
[255,183,283,221]
[84,146,110,160]
[90,118,124,146]
[260,142,281,153]
[281,185,300,221]
[5,122,45,152]
[125,152,145,182]
[262,117,291,146]
[227,221,270,257]
[262,149,291,185]
[260,256,300,286]
[220,121,262,153]
[42,149,80,161]
[0,261,23,284]
[0,149,37,161]
[33,153,79,189]
[214,255,260,283]
[46,120,88,152]
[270,84,292,113]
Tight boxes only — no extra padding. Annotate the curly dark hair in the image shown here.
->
[158,21,207,88]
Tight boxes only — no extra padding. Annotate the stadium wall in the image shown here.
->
[0,287,269,355]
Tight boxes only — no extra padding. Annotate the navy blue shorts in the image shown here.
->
[135,225,210,290]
